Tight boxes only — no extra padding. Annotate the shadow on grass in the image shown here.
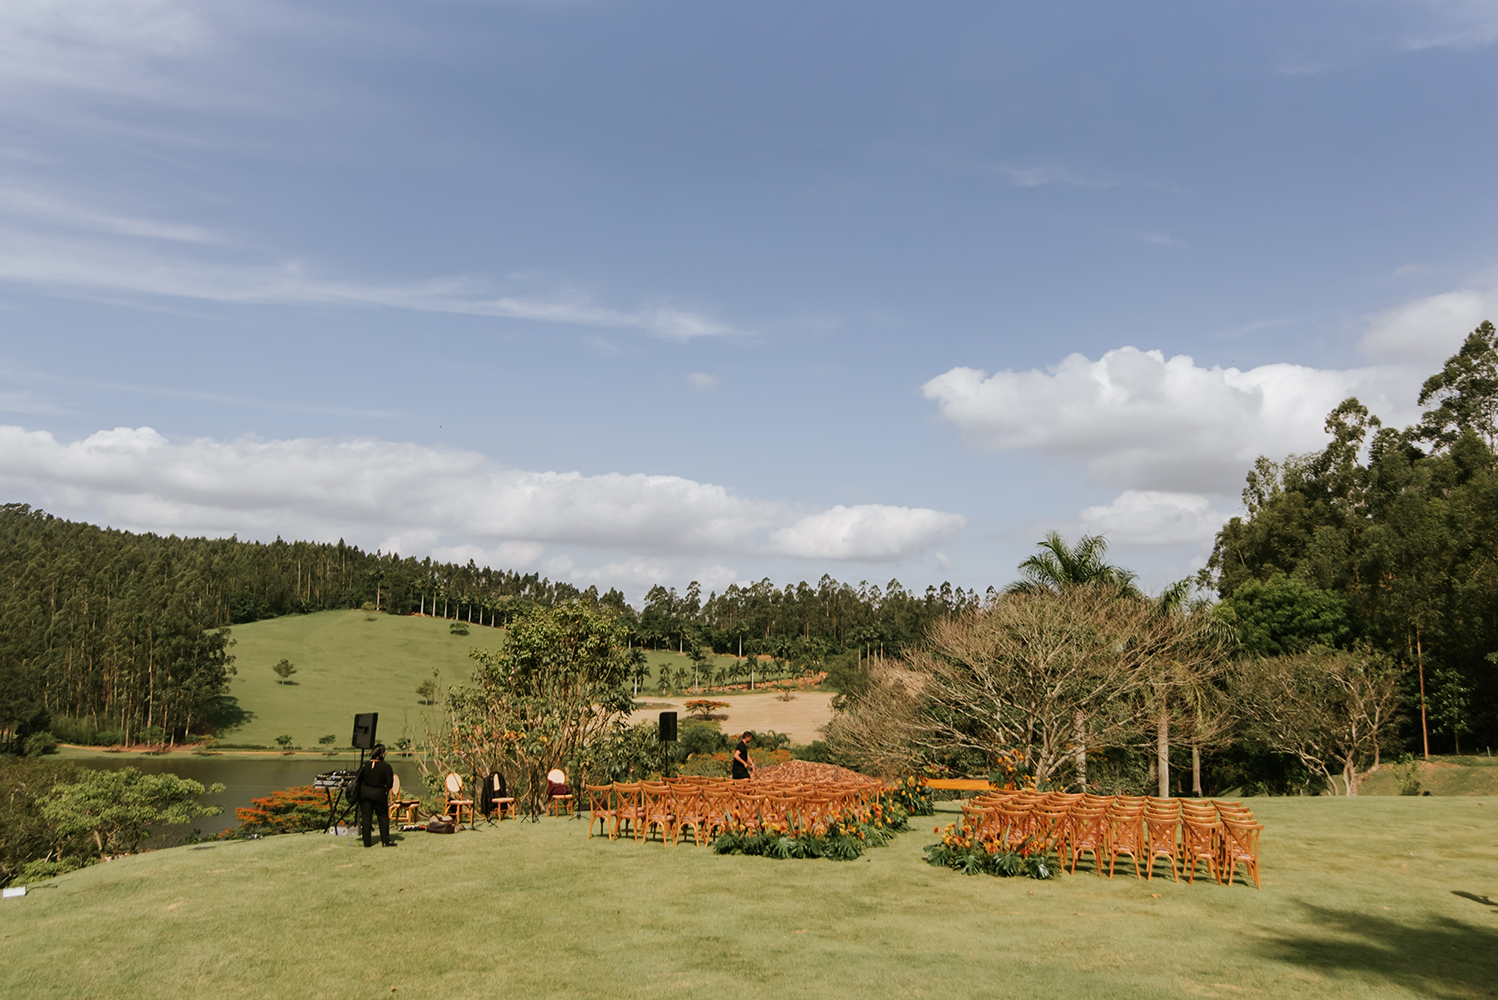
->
[1256,901,1498,997]
[1452,891,1497,909]
[203,694,253,734]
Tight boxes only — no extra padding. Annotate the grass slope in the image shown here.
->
[222,611,802,747]
[222,611,506,748]
[5,797,1496,999]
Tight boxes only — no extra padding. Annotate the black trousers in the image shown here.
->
[359,794,391,846]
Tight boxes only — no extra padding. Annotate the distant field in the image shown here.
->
[5,796,1495,998]
[221,610,507,748]
[220,611,795,747]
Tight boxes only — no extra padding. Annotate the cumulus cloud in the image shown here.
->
[0,425,963,564]
[1359,277,1498,367]
[764,505,967,560]
[921,346,1416,496]
[1078,491,1231,546]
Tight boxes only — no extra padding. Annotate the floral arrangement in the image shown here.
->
[923,820,1056,879]
[889,775,935,816]
[711,793,910,862]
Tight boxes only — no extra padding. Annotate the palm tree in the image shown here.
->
[1005,531,1140,597]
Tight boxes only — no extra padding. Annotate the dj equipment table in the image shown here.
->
[314,769,359,833]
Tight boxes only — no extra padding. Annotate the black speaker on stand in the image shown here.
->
[351,712,378,770]
[659,711,677,778]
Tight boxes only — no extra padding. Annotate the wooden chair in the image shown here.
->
[1142,808,1181,882]
[1221,817,1264,889]
[610,782,644,841]
[640,781,676,844]
[388,772,422,826]
[1180,806,1221,884]
[546,768,574,817]
[1106,806,1146,879]
[486,772,516,823]
[1066,807,1108,876]
[444,772,475,828]
[699,787,737,840]
[585,784,615,839]
[670,783,708,846]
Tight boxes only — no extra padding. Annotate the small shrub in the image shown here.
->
[274,734,294,749]
[23,731,58,757]
[318,734,336,746]
[449,621,470,636]
[272,659,297,685]
[1394,753,1422,796]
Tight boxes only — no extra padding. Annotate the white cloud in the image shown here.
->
[687,372,719,390]
[1358,278,1498,367]
[0,228,733,339]
[0,425,963,564]
[921,347,1416,495]
[1399,0,1498,50]
[0,0,210,98]
[764,505,966,560]
[1079,490,1230,546]
[999,165,1117,189]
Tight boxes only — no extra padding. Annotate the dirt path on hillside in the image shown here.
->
[627,691,835,744]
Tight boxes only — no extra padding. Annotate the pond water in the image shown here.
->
[79,756,429,837]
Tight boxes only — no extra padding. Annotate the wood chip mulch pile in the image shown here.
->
[753,760,872,784]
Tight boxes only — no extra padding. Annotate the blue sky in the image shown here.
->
[1,1,1496,599]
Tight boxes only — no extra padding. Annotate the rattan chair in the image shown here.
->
[388,772,422,826]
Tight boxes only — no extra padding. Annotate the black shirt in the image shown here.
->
[731,740,752,779]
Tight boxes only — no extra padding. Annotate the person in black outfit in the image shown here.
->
[731,731,756,780]
[357,743,397,847]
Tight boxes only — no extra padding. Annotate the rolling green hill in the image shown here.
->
[217,611,758,747]
[219,610,508,748]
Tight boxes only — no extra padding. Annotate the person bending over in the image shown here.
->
[731,731,756,780]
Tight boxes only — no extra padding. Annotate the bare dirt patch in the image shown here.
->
[626,691,835,743]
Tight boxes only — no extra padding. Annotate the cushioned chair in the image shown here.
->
[443,772,475,828]
[546,768,574,817]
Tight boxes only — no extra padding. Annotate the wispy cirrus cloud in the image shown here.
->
[0,223,735,339]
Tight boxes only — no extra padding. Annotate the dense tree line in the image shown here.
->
[636,577,986,659]
[0,503,984,747]
[1206,322,1498,756]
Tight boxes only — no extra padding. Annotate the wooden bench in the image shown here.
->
[922,779,995,791]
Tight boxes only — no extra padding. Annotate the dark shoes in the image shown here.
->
[382,841,398,847]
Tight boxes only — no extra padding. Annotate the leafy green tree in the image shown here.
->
[1416,320,1498,450]
[275,734,293,749]
[272,659,297,685]
[429,602,632,819]
[39,767,223,859]
[416,679,437,704]
[1214,575,1350,656]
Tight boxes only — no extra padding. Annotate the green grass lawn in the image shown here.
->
[220,611,795,748]
[221,610,507,748]
[5,797,1495,999]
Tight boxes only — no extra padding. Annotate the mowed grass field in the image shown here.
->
[222,611,781,748]
[4,797,1496,999]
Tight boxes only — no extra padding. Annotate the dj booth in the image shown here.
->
[313,769,359,833]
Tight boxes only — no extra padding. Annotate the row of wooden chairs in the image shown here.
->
[584,777,887,846]
[961,791,1262,888]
